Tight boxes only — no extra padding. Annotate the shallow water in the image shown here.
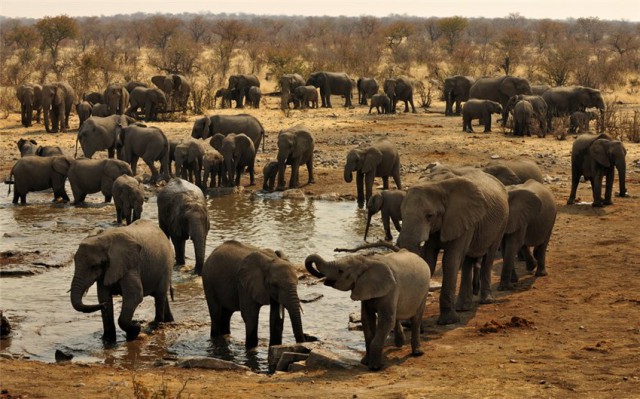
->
[0,186,386,371]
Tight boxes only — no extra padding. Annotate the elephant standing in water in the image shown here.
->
[70,220,174,343]
[16,83,42,127]
[279,73,305,110]
[306,71,353,108]
[8,155,73,204]
[67,158,133,204]
[221,133,256,187]
[112,175,144,225]
[76,114,137,159]
[115,123,170,183]
[41,82,76,133]
[276,127,315,190]
[383,76,416,113]
[228,74,260,109]
[443,75,475,116]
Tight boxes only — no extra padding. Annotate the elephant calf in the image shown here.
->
[76,101,92,129]
[276,127,315,190]
[262,161,278,192]
[116,123,170,183]
[174,139,207,188]
[569,111,598,134]
[203,148,224,189]
[369,94,391,114]
[513,100,535,137]
[112,175,145,225]
[8,155,72,204]
[365,190,406,241]
[462,99,503,133]
[482,159,544,186]
[17,138,64,157]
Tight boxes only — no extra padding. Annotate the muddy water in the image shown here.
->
[0,187,381,371]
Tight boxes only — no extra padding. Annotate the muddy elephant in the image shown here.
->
[247,86,262,108]
[75,101,92,129]
[305,250,430,371]
[203,148,224,189]
[306,71,353,108]
[203,240,309,349]
[76,114,137,158]
[293,85,319,109]
[364,190,406,241]
[16,138,63,157]
[369,93,391,114]
[443,75,475,116]
[513,100,535,137]
[262,160,278,192]
[112,175,144,225]
[569,111,599,134]
[67,158,133,204]
[70,220,174,343]
[345,139,402,208]
[383,76,416,113]
[103,83,130,115]
[41,82,75,133]
[499,180,557,291]
[357,77,379,106]
[126,87,167,122]
[191,114,264,152]
[542,86,605,133]
[469,76,532,110]
[397,168,509,325]
[568,133,627,207]
[228,74,260,109]
[482,159,544,186]
[83,91,104,105]
[16,83,42,127]
[503,94,548,133]
[115,123,170,183]
[174,138,207,188]
[8,155,73,204]
[280,73,305,110]
[221,133,256,187]
[276,127,315,190]
[152,74,190,111]
[462,99,503,133]
[157,178,210,275]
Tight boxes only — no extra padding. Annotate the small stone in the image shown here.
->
[579,325,585,330]
[490,154,501,159]
[177,357,250,371]
[509,359,517,363]
[539,380,546,384]
[73,383,85,388]
[276,352,309,372]
[305,349,360,370]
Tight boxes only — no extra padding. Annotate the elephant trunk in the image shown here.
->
[225,156,235,187]
[189,215,207,275]
[43,105,51,133]
[24,103,33,127]
[304,254,327,278]
[344,165,353,183]
[616,156,627,197]
[70,274,103,313]
[283,288,305,343]
[364,212,373,241]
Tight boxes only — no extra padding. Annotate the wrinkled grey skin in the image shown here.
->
[174,138,207,188]
[209,133,225,151]
[157,178,210,275]
[369,93,391,114]
[357,77,379,106]
[214,88,235,109]
[203,148,224,188]
[364,190,406,241]
[67,158,133,204]
[228,74,260,109]
[152,74,191,111]
[262,160,279,192]
[276,127,315,190]
[247,86,262,108]
[103,83,130,115]
[462,99,503,133]
[397,168,509,325]
[513,100,535,137]
[70,220,174,343]
[91,103,110,117]
[569,111,599,133]
[41,82,75,133]
[76,114,137,158]
[221,133,256,187]
[203,240,308,349]
[8,155,72,204]
[75,101,92,129]
[112,175,144,225]
[83,91,104,105]
[191,114,265,152]
[482,159,544,186]
[568,133,627,207]
[115,123,170,183]
[293,85,319,109]
[531,84,550,95]
[383,76,416,113]
[344,139,402,208]
[126,87,167,122]
[469,76,532,110]
[542,86,605,133]
[16,83,42,127]
[499,180,557,291]
[443,75,475,116]
[305,251,430,371]
[306,71,353,108]
[503,94,548,133]
[16,138,63,157]
[124,81,147,93]
[280,73,305,110]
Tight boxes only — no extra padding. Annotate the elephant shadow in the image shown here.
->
[558,204,608,216]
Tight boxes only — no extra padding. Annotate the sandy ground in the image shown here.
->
[1,95,640,399]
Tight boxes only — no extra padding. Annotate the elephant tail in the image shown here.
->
[6,169,15,195]
[170,285,174,302]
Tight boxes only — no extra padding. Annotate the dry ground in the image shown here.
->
[1,95,640,398]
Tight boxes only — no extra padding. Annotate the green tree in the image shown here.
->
[36,15,78,61]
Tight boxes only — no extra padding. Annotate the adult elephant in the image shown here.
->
[305,250,430,371]
[344,139,402,208]
[383,76,416,113]
[152,74,191,111]
[306,71,353,108]
[221,133,256,187]
[174,138,207,188]
[443,75,475,116]
[568,133,626,207]
[157,178,210,275]
[228,74,260,109]
[41,82,75,133]
[103,83,130,115]
[468,76,532,110]
[8,155,73,204]
[276,126,315,190]
[67,158,133,204]
[482,159,544,186]
[203,240,309,349]
[191,114,264,151]
[126,87,167,122]
[247,86,261,108]
[531,84,551,95]
[115,123,170,183]
[503,94,548,132]
[75,101,92,129]
[16,83,42,127]
[357,77,379,106]
[397,168,509,325]
[542,86,605,133]
[70,220,174,343]
[76,114,137,159]
[364,190,406,242]
[124,81,147,94]
[112,175,145,225]
[83,91,104,105]
[279,73,305,110]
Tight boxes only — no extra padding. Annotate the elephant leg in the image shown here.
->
[143,154,159,183]
[306,158,315,184]
[360,302,376,367]
[269,301,284,347]
[423,239,440,277]
[409,309,425,357]
[409,99,416,113]
[533,240,550,277]
[455,100,461,115]
[382,176,389,190]
[368,301,394,371]
[153,292,173,323]
[364,172,375,206]
[356,171,365,208]
[97,284,116,343]
[522,246,537,272]
[369,105,373,114]
[381,208,393,241]
[438,243,466,325]
[479,242,500,304]
[393,319,405,347]
[130,155,139,176]
[248,163,255,186]
[241,303,261,349]
[591,173,604,207]
[603,167,615,205]
[195,165,203,189]
[71,185,86,205]
[118,276,144,341]
[207,296,225,337]
[567,165,582,205]
[172,237,186,265]
[115,202,123,224]
[288,161,300,188]
[484,114,492,133]
[391,217,402,234]
[125,208,133,226]
[456,257,475,311]
[101,179,113,203]
[499,233,522,291]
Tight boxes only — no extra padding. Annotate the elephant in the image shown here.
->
[262,160,278,192]
[221,133,256,187]
[168,139,180,177]
[468,76,532,110]
[305,250,431,371]
[247,86,262,108]
[103,83,130,115]
[16,138,63,157]
[76,114,137,158]
[124,81,148,94]
[16,83,42,127]
[209,133,225,152]
[293,85,319,109]
[67,158,133,204]
[569,111,599,134]
[364,190,406,241]
[443,75,475,116]
[152,74,191,111]
[503,94,548,133]
[513,100,535,137]
[567,133,627,207]
[191,114,265,152]
[126,87,167,122]
[90,103,110,117]
[542,86,605,133]
[279,73,305,110]
[461,99,503,133]
[276,127,315,190]
[115,123,170,183]
[214,88,235,109]
[83,91,104,105]
[203,148,224,189]
[357,77,379,106]
[202,240,308,349]
[157,178,210,275]
[397,168,509,325]
[8,155,73,204]
[531,84,551,95]
[228,74,260,109]
[41,82,75,133]
[481,159,544,186]
[499,180,557,291]
[70,219,174,343]
[383,76,416,113]
[174,138,207,188]
[369,93,391,114]
[306,71,353,108]
[75,101,92,129]
[344,139,402,208]
[112,175,144,225]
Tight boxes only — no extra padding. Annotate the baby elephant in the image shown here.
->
[462,99,502,133]
[369,93,391,114]
[112,175,145,225]
[513,100,535,137]
[305,250,431,371]
[262,160,278,192]
[365,190,406,241]
[569,111,598,134]
[17,138,64,157]
[202,148,224,189]
[75,101,92,129]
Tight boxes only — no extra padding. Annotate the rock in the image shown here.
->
[282,189,306,199]
[54,349,74,363]
[348,322,363,331]
[177,357,250,371]
[349,312,361,323]
[0,311,9,337]
[268,344,312,371]
[490,154,501,159]
[305,349,360,370]
[429,281,442,291]
[288,361,307,372]
[275,352,309,372]
[316,193,340,201]
[300,293,323,303]
[0,352,12,360]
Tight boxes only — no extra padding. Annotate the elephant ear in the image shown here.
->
[589,139,611,167]
[500,78,518,99]
[506,187,542,234]
[367,192,384,214]
[363,147,383,174]
[172,75,182,90]
[104,233,142,286]
[238,253,271,305]
[203,117,212,138]
[440,177,488,242]
[151,75,165,90]
[351,260,396,301]
[483,164,520,186]
[52,156,73,174]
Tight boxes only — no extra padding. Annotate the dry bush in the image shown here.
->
[131,371,190,399]
[0,87,18,119]
[603,99,640,142]
[414,80,433,109]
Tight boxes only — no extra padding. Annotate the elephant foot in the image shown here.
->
[455,298,473,312]
[394,330,405,347]
[479,293,495,304]
[360,355,369,366]
[511,270,519,283]
[616,191,628,198]
[384,236,393,242]
[592,201,604,208]
[526,261,537,272]
[125,323,141,341]
[101,331,117,344]
[410,350,424,357]
[566,198,576,205]
[437,310,460,325]
[497,282,515,291]
[535,269,548,277]
[308,179,315,184]
[603,199,613,206]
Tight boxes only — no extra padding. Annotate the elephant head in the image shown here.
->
[344,147,381,183]
[191,116,212,139]
[17,138,38,157]
[501,77,532,99]
[106,159,133,180]
[41,84,64,133]
[103,84,129,115]
[590,138,627,197]
[383,79,398,100]
[364,192,384,241]
[152,75,173,95]
[276,132,301,182]
[306,72,325,89]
